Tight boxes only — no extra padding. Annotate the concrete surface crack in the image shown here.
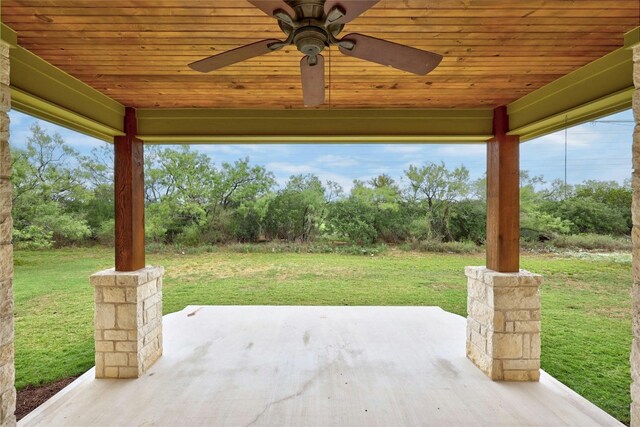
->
[187,307,203,317]
[244,369,322,426]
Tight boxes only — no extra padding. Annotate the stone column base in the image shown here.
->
[465,266,542,381]
[90,266,164,379]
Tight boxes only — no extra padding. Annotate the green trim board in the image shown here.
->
[0,22,17,48]
[509,88,632,142]
[507,46,633,141]
[136,108,493,143]
[2,23,124,142]
[142,136,488,143]
[625,27,640,49]
[10,88,124,142]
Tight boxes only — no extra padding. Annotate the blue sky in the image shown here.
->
[8,109,634,192]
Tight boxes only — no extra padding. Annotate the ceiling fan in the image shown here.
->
[188,0,443,107]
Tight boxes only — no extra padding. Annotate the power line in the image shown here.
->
[592,120,635,124]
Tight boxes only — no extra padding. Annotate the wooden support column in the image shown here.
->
[486,106,519,273]
[114,107,145,271]
[466,108,539,382]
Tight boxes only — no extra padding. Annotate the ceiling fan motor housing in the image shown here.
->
[293,26,328,56]
[287,0,325,20]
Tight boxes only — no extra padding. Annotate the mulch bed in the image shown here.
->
[16,376,79,421]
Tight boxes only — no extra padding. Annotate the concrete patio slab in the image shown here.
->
[19,306,623,426]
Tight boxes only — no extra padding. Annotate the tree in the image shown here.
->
[212,158,275,210]
[265,174,326,242]
[540,178,574,202]
[143,146,212,243]
[449,200,486,243]
[78,143,114,239]
[520,173,573,238]
[352,176,405,242]
[201,158,275,243]
[404,162,470,240]
[11,124,91,247]
[9,121,634,248]
[327,197,377,244]
[545,197,628,235]
[144,148,275,245]
[574,180,631,233]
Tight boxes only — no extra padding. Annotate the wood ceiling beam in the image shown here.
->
[136,108,493,143]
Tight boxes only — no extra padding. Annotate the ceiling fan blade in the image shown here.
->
[189,39,282,73]
[338,33,443,75]
[324,1,380,25]
[300,55,325,107]
[246,0,295,18]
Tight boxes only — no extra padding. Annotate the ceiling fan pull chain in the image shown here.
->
[328,46,332,110]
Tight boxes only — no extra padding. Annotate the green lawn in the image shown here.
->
[13,247,633,424]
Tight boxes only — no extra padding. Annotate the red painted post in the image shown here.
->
[486,106,520,272]
[114,107,145,271]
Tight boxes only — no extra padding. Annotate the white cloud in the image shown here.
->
[62,133,105,150]
[531,124,602,149]
[194,145,244,155]
[8,110,25,127]
[196,144,290,155]
[8,129,31,147]
[316,154,358,168]
[8,112,105,151]
[266,162,315,175]
[316,172,355,191]
[371,166,393,175]
[436,144,486,157]
[266,161,356,191]
[382,145,424,154]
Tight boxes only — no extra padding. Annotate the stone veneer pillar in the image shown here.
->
[90,266,164,378]
[631,43,640,427]
[0,41,15,426]
[465,266,542,381]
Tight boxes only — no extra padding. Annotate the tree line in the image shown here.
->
[10,124,632,249]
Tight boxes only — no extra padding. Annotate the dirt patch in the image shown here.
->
[16,376,78,421]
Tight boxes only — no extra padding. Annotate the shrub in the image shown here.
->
[521,211,573,239]
[544,197,628,235]
[13,225,54,249]
[449,200,486,243]
[326,198,377,244]
[407,217,432,241]
[226,242,388,256]
[549,234,631,251]
[404,239,480,254]
[175,223,203,247]
[95,219,115,246]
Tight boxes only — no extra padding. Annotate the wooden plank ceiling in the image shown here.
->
[2,0,639,109]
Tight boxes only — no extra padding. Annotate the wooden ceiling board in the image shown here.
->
[2,0,638,109]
